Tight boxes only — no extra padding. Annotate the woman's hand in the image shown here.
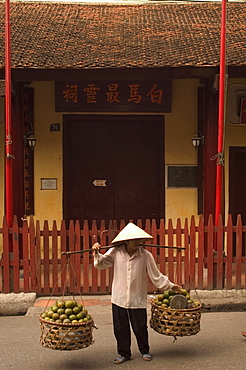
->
[172,284,182,293]
[92,242,100,256]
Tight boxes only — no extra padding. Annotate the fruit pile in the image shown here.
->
[40,299,92,324]
[152,288,200,309]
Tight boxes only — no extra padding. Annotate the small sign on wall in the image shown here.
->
[41,178,57,190]
[166,165,198,188]
[93,179,107,187]
[50,123,60,131]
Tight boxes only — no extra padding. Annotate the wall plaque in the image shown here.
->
[41,178,57,190]
[55,80,172,113]
[167,166,198,188]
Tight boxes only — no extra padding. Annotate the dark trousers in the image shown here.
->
[112,303,149,358]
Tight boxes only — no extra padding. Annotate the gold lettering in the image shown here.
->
[84,83,100,103]
[62,84,78,103]
[25,180,30,189]
[106,84,120,103]
[128,85,142,104]
[24,169,30,178]
[146,84,163,104]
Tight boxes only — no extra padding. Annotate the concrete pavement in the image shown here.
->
[0,301,246,369]
[1,291,246,369]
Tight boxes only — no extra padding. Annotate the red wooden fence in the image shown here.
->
[0,215,246,295]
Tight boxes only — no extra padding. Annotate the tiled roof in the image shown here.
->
[0,1,246,69]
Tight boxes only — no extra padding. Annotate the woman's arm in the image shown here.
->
[146,251,181,292]
[92,242,114,270]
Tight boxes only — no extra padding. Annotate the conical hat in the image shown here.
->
[111,222,153,244]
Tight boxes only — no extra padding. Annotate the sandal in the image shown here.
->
[114,356,130,365]
[143,353,152,361]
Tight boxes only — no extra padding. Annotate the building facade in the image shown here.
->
[0,1,246,228]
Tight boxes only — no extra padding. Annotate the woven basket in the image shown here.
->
[150,299,202,337]
[39,317,95,350]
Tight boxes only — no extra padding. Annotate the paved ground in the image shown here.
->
[0,296,246,369]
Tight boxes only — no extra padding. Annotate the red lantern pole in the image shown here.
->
[215,0,227,228]
[5,0,13,228]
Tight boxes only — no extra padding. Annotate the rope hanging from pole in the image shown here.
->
[210,152,224,166]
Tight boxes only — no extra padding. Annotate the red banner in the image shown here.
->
[23,87,34,215]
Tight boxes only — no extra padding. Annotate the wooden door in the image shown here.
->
[229,147,246,224]
[229,146,246,256]
[63,115,164,226]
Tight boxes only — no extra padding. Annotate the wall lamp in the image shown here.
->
[24,132,37,149]
[191,130,204,148]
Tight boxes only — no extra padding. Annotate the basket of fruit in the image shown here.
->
[39,299,95,350]
[150,289,202,338]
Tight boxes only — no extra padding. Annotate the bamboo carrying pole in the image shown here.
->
[61,244,185,255]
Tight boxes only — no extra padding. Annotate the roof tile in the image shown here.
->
[0,2,245,69]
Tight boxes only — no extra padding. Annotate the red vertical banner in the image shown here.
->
[5,0,13,228]
[23,87,34,215]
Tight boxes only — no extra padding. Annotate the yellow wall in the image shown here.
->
[0,78,226,226]
[32,81,63,225]
[165,79,201,222]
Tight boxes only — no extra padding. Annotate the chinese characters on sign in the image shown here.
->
[23,87,34,215]
[55,81,171,113]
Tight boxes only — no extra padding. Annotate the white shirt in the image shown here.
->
[94,245,174,309]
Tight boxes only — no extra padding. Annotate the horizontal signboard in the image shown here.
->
[55,80,171,113]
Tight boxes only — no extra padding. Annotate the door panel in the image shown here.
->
[63,115,164,226]
[229,146,246,256]
[229,147,246,224]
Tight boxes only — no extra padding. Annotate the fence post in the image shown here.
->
[214,214,225,289]
[189,216,196,289]
[226,214,233,289]
[197,215,204,289]
[82,220,90,293]
[207,214,214,289]
[159,219,166,275]
[235,215,243,289]
[183,218,189,290]
[43,220,50,294]
[52,220,59,295]
[176,218,182,285]
[29,216,36,291]
[99,219,108,293]
[22,217,29,292]
[12,216,20,292]
[2,215,11,292]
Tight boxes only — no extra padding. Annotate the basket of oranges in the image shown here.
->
[39,299,95,350]
[150,289,202,338]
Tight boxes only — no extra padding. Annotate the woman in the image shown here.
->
[92,222,182,365]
